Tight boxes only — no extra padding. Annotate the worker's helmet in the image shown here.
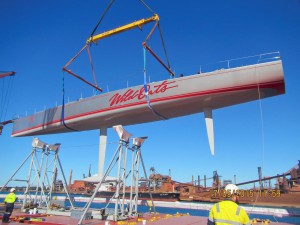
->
[10,188,16,192]
[225,184,238,195]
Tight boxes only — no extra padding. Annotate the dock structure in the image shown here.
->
[0,211,297,225]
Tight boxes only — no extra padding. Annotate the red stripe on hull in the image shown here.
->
[12,80,284,137]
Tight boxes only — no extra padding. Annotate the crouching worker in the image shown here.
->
[2,188,18,223]
[208,184,250,225]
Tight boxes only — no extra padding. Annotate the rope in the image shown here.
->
[248,189,260,217]
[143,48,167,120]
[255,64,265,177]
[247,64,266,214]
[61,71,78,132]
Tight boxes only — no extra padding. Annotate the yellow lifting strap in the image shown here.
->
[87,14,159,44]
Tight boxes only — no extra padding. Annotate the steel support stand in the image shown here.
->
[78,140,123,225]
[139,147,156,214]
[78,125,154,224]
[0,138,74,211]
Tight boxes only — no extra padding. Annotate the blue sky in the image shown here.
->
[1,1,300,190]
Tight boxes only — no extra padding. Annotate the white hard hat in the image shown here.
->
[10,188,16,192]
[225,184,238,195]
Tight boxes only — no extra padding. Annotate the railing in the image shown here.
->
[198,52,281,74]
[14,52,281,119]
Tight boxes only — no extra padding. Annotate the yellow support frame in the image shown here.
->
[87,14,159,44]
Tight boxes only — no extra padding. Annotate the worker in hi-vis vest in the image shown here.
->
[4,188,18,215]
[208,184,250,225]
[147,200,153,212]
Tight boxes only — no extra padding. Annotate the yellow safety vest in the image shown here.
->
[208,200,250,225]
[147,200,153,207]
[4,193,17,204]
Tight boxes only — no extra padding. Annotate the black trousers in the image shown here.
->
[2,204,13,223]
[5,203,14,216]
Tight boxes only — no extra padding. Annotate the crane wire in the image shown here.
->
[89,0,116,39]
[89,0,154,40]
[65,0,173,101]
[85,0,115,92]
[157,23,172,73]
[139,0,173,76]
[139,0,156,15]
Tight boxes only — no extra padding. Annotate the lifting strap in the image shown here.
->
[61,71,78,132]
[143,48,167,120]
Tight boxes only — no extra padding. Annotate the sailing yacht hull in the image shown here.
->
[12,60,285,137]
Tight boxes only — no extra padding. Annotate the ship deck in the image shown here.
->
[0,210,297,225]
